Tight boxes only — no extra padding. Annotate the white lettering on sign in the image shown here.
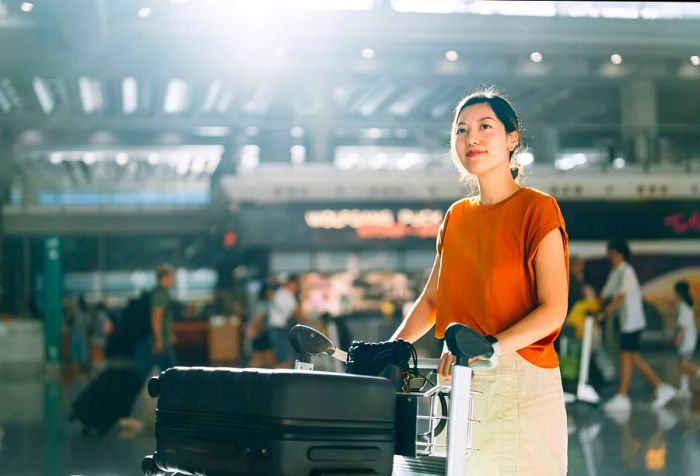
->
[304,208,444,238]
[397,209,443,227]
[304,209,396,229]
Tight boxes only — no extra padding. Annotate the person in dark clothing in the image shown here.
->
[134,264,176,379]
[120,264,177,434]
[247,283,277,368]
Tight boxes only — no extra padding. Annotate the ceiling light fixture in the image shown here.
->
[530,51,543,63]
[610,53,623,65]
[445,50,459,62]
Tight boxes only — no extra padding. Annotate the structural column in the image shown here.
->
[535,126,560,165]
[620,79,658,169]
[43,236,63,366]
[0,130,13,313]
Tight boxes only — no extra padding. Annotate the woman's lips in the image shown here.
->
[467,150,486,157]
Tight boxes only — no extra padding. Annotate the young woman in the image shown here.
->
[391,88,569,474]
[673,280,699,398]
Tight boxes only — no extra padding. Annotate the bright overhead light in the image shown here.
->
[78,77,103,114]
[691,55,700,66]
[32,77,54,114]
[275,46,288,57]
[362,48,375,59]
[205,155,221,174]
[445,50,459,62]
[20,3,33,13]
[202,80,222,113]
[122,77,138,114]
[290,126,304,138]
[115,152,129,166]
[204,155,221,174]
[190,156,207,174]
[83,153,97,165]
[146,153,160,165]
[240,145,260,170]
[138,7,151,18]
[49,152,63,164]
[530,51,543,63]
[194,126,231,137]
[290,145,306,165]
[366,128,383,139]
[164,79,188,114]
[176,155,191,175]
[610,53,623,65]
[612,157,626,169]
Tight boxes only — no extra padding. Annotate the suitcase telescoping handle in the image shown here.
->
[289,324,348,370]
[443,323,494,476]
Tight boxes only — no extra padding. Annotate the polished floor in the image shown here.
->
[2,351,700,476]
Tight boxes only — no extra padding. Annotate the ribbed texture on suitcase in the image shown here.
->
[155,367,395,424]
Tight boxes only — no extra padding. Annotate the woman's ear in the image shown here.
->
[507,131,519,151]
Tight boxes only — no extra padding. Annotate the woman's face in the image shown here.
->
[454,102,518,178]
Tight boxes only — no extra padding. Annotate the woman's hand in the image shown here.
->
[437,351,456,384]
[437,351,492,383]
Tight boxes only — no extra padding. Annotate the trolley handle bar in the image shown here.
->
[444,323,494,366]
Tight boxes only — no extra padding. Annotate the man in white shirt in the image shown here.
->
[601,240,677,415]
[267,274,307,368]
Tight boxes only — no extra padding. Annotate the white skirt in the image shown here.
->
[438,352,568,475]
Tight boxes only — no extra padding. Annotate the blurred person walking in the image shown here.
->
[569,256,595,309]
[390,88,570,474]
[673,280,699,398]
[89,302,113,371]
[601,240,677,414]
[247,283,277,368]
[268,274,309,368]
[66,295,90,373]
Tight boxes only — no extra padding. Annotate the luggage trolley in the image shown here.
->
[141,323,493,476]
[290,323,495,476]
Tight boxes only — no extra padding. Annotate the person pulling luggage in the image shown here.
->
[134,263,177,379]
[119,264,177,434]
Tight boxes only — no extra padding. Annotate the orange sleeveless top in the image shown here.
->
[435,187,568,368]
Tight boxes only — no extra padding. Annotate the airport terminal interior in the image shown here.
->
[1,1,699,475]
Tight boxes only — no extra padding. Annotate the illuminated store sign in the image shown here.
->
[664,211,700,234]
[304,208,443,239]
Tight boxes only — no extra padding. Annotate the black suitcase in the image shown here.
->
[70,367,144,435]
[142,366,396,476]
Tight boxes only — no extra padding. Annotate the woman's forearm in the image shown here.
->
[390,297,436,343]
[495,303,567,355]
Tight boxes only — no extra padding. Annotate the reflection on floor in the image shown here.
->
[2,351,700,476]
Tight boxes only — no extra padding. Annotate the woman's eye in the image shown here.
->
[480,124,492,130]
[456,127,466,134]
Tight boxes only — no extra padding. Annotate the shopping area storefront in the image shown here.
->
[231,199,699,338]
